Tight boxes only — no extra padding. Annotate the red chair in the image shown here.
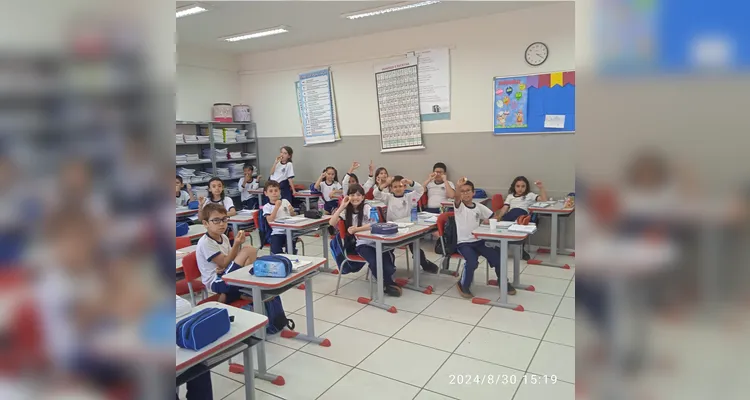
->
[334,219,371,296]
[418,192,428,211]
[293,184,306,191]
[365,187,375,200]
[177,252,207,305]
[252,211,305,254]
[491,194,505,213]
[176,236,191,250]
[435,212,491,284]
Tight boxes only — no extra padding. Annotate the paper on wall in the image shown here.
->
[544,115,565,128]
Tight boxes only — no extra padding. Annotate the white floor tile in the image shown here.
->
[455,327,539,371]
[381,287,440,314]
[512,376,575,400]
[394,315,473,352]
[422,295,491,325]
[417,273,461,295]
[309,273,350,295]
[341,305,417,337]
[527,341,575,384]
[223,388,283,400]
[318,368,420,400]
[178,372,241,400]
[213,342,296,382]
[556,297,576,319]
[300,325,388,367]
[519,273,571,296]
[565,280,575,298]
[443,281,502,301]
[512,290,563,315]
[359,338,451,387]
[280,287,324,314]
[332,278,373,302]
[478,307,553,339]
[543,317,575,347]
[267,314,336,350]
[533,253,576,267]
[425,354,523,400]
[413,389,455,400]
[256,351,352,400]
[523,264,575,280]
[296,295,366,324]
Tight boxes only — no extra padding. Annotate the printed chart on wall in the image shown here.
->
[374,57,424,152]
[493,71,575,135]
[413,48,451,121]
[295,68,339,145]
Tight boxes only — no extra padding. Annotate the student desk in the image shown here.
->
[222,255,332,384]
[182,225,207,240]
[177,302,269,400]
[229,211,257,239]
[354,219,437,313]
[293,190,322,211]
[248,188,265,207]
[471,226,536,311]
[176,245,197,274]
[269,215,334,273]
[528,203,575,269]
[177,207,198,218]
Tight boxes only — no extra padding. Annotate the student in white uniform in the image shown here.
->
[196,203,257,304]
[423,162,456,213]
[269,146,296,204]
[199,177,236,218]
[373,175,439,273]
[330,184,402,297]
[262,180,298,255]
[494,176,547,260]
[314,166,343,213]
[342,161,376,196]
[454,177,515,298]
[238,164,261,210]
[175,175,195,207]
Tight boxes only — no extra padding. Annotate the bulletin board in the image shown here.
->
[493,71,575,134]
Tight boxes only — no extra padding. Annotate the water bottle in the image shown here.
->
[410,198,418,222]
[369,206,379,223]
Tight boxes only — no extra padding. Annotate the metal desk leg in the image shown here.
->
[257,193,263,207]
[285,229,294,255]
[248,286,284,385]
[402,237,432,294]
[512,244,534,291]
[534,213,571,269]
[243,345,255,400]
[358,241,396,312]
[319,225,334,273]
[474,240,523,311]
[281,275,331,346]
[305,198,311,211]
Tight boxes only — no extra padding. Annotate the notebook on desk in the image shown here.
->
[237,209,255,216]
[530,202,550,208]
[275,216,308,224]
[508,224,537,234]
[277,255,312,272]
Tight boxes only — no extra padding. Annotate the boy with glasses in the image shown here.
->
[196,203,257,304]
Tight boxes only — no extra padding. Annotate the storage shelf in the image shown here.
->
[176,141,211,146]
[216,156,257,163]
[176,160,212,165]
[177,121,254,126]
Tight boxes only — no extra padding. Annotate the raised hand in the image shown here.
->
[186,183,192,191]
[368,160,374,176]
[340,196,351,207]
[351,161,360,172]
[385,176,394,186]
[457,177,468,186]
[198,196,206,205]
[534,180,544,188]
[400,178,410,187]
[428,172,437,181]
[235,230,246,245]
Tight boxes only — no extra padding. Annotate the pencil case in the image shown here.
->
[371,223,398,235]
[176,307,231,351]
[176,222,189,237]
[188,200,199,210]
[250,255,293,278]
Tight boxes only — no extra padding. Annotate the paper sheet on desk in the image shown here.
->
[237,209,255,216]
[508,224,537,234]
[275,216,308,223]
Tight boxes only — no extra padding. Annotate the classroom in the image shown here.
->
[176,2,575,399]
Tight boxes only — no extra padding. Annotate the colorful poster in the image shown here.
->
[493,76,528,130]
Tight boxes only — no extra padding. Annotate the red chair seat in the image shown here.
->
[346,254,366,262]
[449,253,464,259]
[198,293,253,308]
[176,279,205,296]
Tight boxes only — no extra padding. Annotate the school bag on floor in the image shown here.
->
[242,296,295,334]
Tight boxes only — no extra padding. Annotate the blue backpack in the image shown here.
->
[176,307,231,350]
[176,222,189,237]
[242,296,295,335]
[474,188,488,198]
[329,233,366,274]
[257,213,273,249]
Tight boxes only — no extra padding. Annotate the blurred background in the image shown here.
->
[0,0,748,399]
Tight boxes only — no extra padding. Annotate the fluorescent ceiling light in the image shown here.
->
[343,1,440,20]
[176,3,208,18]
[220,26,289,42]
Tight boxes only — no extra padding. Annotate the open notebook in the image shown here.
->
[508,224,537,234]
[277,255,313,272]
[275,216,308,223]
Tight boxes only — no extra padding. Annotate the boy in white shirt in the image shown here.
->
[175,175,195,207]
[239,164,261,210]
[373,175,439,273]
[423,162,456,213]
[454,177,515,298]
[197,203,257,304]
[262,180,298,255]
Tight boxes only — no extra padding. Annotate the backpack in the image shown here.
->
[473,188,488,198]
[242,296,295,335]
[435,214,458,257]
[257,213,273,249]
[329,233,366,274]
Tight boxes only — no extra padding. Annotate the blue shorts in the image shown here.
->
[210,261,243,303]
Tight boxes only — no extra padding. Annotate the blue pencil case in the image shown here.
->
[176,222,189,237]
[188,200,200,210]
[176,307,231,351]
[250,255,293,278]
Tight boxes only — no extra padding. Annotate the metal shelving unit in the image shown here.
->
[176,121,259,199]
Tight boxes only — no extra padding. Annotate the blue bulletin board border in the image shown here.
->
[493,70,575,135]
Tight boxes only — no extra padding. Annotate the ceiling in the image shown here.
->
[177,1,554,53]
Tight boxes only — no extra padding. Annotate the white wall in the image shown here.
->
[176,46,241,121]
[238,2,574,138]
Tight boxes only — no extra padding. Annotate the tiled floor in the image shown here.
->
[180,232,575,400]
